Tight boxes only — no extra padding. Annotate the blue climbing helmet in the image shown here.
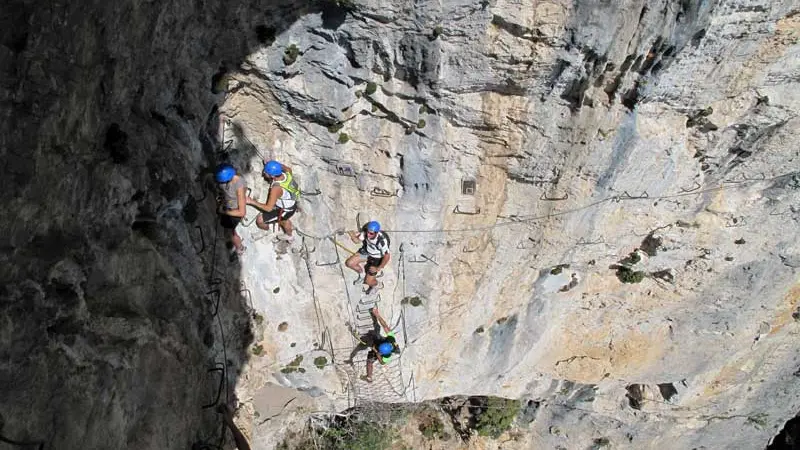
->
[215,163,236,183]
[377,342,393,356]
[264,160,283,177]
[366,221,381,233]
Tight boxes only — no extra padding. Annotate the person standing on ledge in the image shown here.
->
[345,307,399,383]
[215,163,247,259]
[247,160,299,243]
[345,220,391,295]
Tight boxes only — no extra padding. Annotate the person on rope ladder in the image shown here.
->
[215,163,247,259]
[345,307,399,383]
[346,220,391,295]
[247,160,299,243]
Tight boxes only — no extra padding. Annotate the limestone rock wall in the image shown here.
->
[1,0,799,449]
[221,0,800,449]
[0,0,315,448]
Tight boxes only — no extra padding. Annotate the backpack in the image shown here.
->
[381,230,391,249]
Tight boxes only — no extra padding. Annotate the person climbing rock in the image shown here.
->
[247,160,299,243]
[216,404,251,450]
[215,163,247,259]
[345,220,391,295]
[345,307,399,383]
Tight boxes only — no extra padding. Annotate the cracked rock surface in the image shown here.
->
[2,0,799,449]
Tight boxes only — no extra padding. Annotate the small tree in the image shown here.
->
[474,398,520,438]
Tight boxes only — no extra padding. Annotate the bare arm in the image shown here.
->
[247,186,281,211]
[264,186,280,210]
[371,308,391,334]
[281,163,293,174]
[377,252,391,271]
[348,231,361,244]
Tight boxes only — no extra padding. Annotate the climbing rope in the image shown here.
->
[300,235,338,366]
[193,215,233,448]
[223,118,268,162]
[295,171,795,237]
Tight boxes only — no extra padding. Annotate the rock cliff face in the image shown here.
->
[1,0,798,449]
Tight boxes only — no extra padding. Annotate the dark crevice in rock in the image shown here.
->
[254,25,277,45]
[768,412,800,449]
[625,384,644,410]
[640,232,663,256]
[394,34,440,89]
[621,81,642,110]
[690,28,706,46]
[630,54,644,73]
[637,5,649,25]
[0,0,320,447]
[724,120,788,171]
[339,38,361,69]
[490,15,548,43]
[561,76,590,111]
[604,73,623,103]
[103,123,130,164]
[545,59,570,98]
[657,383,678,402]
[320,1,349,30]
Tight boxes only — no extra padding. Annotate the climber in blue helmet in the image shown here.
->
[246,160,299,243]
[345,220,391,295]
[214,163,247,259]
[344,307,399,383]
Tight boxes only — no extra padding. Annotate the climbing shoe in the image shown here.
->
[229,246,246,262]
[360,375,373,383]
[364,282,384,295]
[276,234,295,243]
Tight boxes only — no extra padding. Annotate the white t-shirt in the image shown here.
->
[359,231,390,258]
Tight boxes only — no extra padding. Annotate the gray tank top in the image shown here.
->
[221,177,246,210]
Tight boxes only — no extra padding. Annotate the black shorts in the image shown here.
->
[262,206,296,224]
[219,215,241,229]
[364,256,382,275]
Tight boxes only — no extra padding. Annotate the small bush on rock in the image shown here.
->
[322,422,392,450]
[419,415,445,440]
[474,398,520,438]
[283,44,300,65]
[616,266,645,284]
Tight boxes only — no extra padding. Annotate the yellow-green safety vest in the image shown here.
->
[273,171,301,201]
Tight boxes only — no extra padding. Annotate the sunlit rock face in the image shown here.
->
[2,0,799,449]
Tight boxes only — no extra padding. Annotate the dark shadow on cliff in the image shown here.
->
[0,0,336,448]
